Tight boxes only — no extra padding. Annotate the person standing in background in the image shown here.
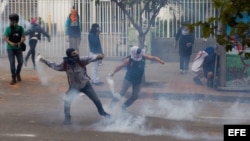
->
[175,22,195,74]
[24,17,50,69]
[65,6,81,52]
[88,23,104,85]
[3,13,25,85]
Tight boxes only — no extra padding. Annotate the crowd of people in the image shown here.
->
[3,7,220,125]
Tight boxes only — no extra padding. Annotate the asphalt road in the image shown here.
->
[1,57,250,141]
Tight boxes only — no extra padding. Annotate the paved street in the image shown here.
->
[0,56,250,141]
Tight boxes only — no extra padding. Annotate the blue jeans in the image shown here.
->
[109,79,141,109]
[7,49,23,79]
[64,81,107,121]
[180,55,191,70]
[25,39,38,66]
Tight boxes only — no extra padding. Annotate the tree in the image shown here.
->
[94,0,171,84]
[190,0,250,87]
[191,0,250,58]
[96,0,170,48]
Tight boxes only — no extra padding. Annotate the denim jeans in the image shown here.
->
[180,55,191,70]
[25,39,38,66]
[64,81,106,120]
[7,49,23,79]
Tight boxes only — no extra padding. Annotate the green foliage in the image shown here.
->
[192,0,250,57]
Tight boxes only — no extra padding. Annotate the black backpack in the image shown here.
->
[9,26,22,43]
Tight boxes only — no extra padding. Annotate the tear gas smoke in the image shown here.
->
[35,55,52,85]
[141,99,202,121]
[106,76,121,99]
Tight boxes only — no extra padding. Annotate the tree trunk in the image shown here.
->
[138,34,146,85]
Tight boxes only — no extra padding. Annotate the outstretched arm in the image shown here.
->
[39,57,65,71]
[109,57,129,77]
[144,54,165,64]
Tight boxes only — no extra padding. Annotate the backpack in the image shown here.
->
[9,26,22,43]
[9,26,26,51]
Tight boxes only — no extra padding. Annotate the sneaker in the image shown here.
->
[24,60,27,67]
[63,120,72,125]
[10,79,16,85]
[108,98,119,108]
[17,75,21,82]
[33,64,37,70]
[101,112,111,119]
[193,77,203,85]
[121,104,127,112]
[63,115,72,125]
[179,69,184,74]
[184,70,188,74]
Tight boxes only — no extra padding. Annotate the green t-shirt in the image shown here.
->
[4,25,25,50]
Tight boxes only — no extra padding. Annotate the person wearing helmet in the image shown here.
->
[24,17,51,69]
[88,23,104,85]
[3,13,26,85]
[108,46,165,111]
[38,48,110,125]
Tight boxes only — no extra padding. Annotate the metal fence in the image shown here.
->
[0,0,216,58]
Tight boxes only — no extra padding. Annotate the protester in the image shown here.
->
[108,46,164,111]
[203,47,220,88]
[192,46,219,88]
[24,17,50,69]
[88,23,104,85]
[3,13,25,85]
[38,48,110,125]
[65,6,81,51]
[175,22,195,74]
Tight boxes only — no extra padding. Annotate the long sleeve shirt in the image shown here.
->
[43,56,98,89]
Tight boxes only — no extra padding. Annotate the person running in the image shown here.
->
[24,17,50,69]
[108,46,165,110]
[3,13,26,85]
[38,48,110,125]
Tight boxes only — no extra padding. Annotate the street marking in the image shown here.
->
[199,116,250,120]
[0,133,36,137]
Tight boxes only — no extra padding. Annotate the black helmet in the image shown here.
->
[66,48,76,57]
[9,13,19,22]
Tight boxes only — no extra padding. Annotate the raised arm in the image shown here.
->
[39,56,65,71]
[144,54,165,64]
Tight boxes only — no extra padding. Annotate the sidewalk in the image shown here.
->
[94,59,250,103]
[0,56,249,103]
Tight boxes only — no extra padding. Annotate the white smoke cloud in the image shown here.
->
[35,56,53,86]
[140,99,202,121]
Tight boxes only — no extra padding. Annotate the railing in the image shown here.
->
[0,0,215,58]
